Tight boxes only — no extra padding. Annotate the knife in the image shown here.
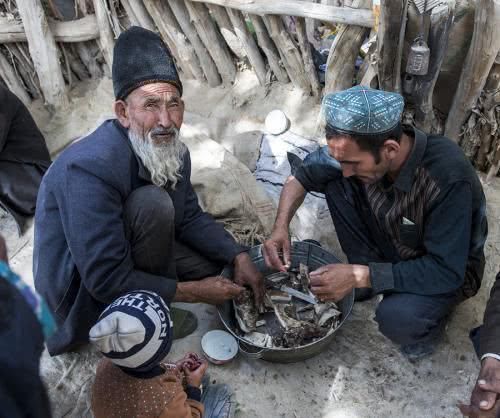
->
[280,285,318,305]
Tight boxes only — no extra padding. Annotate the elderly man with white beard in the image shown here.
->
[33,27,264,356]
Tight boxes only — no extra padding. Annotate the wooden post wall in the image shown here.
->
[16,0,68,108]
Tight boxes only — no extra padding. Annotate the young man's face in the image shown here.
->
[326,135,391,184]
[115,82,184,145]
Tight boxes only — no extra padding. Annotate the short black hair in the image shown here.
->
[325,123,403,163]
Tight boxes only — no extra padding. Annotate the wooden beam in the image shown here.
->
[413,4,454,133]
[207,4,246,59]
[296,16,321,96]
[249,14,289,83]
[445,0,500,142]
[0,15,99,43]
[16,0,67,108]
[377,0,405,92]
[226,8,267,86]
[185,1,236,85]
[143,0,200,80]
[264,15,310,92]
[0,48,31,105]
[169,0,221,87]
[189,0,374,27]
[92,0,115,68]
[127,0,156,31]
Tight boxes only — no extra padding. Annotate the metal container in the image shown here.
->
[217,241,355,363]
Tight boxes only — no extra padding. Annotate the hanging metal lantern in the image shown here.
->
[406,38,430,76]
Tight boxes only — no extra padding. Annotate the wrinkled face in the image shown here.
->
[326,135,391,184]
[115,82,184,144]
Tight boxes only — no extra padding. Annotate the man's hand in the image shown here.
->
[0,233,7,263]
[233,252,265,308]
[310,264,370,302]
[175,277,244,305]
[183,357,208,388]
[459,357,500,417]
[262,228,291,272]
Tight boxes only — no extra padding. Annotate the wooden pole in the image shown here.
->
[249,14,289,83]
[189,0,375,27]
[142,0,200,80]
[413,4,454,133]
[169,0,221,87]
[264,15,310,92]
[226,8,267,86]
[185,1,236,85]
[0,15,100,43]
[296,16,321,96]
[0,48,31,105]
[127,0,156,31]
[445,0,500,142]
[92,0,115,68]
[377,0,405,92]
[206,4,246,59]
[16,0,67,108]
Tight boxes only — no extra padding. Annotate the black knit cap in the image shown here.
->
[112,26,183,100]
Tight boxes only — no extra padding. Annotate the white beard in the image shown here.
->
[128,126,185,189]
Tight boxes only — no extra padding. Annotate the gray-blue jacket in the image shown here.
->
[34,119,245,355]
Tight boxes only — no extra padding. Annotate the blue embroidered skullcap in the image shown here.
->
[322,86,404,135]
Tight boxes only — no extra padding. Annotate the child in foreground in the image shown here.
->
[90,291,207,418]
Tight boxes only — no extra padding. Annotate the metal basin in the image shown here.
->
[217,241,354,363]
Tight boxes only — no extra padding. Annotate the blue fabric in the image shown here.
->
[375,291,458,346]
[34,119,246,355]
[322,86,404,135]
[0,261,55,339]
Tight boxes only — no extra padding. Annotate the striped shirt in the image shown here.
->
[295,127,487,298]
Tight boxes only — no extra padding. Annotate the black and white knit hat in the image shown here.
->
[89,291,173,372]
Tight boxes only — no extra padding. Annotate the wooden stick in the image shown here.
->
[296,16,321,96]
[169,0,221,87]
[264,15,310,92]
[120,0,141,26]
[0,15,99,43]
[185,1,235,85]
[189,0,375,27]
[249,14,289,83]
[92,0,115,68]
[5,44,42,99]
[324,0,370,93]
[142,0,198,80]
[74,42,103,79]
[476,59,500,169]
[226,8,266,86]
[376,0,405,91]
[127,0,156,31]
[445,0,500,142]
[0,48,31,104]
[393,0,409,94]
[207,4,246,59]
[16,0,67,108]
[413,4,454,133]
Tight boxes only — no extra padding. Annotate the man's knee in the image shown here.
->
[375,294,433,346]
[124,185,174,234]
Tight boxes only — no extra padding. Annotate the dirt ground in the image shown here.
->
[3,71,500,418]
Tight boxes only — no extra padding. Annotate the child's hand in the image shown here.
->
[183,358,208,387]
[176,353,203,371]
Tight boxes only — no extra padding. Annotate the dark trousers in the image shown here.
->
[323,180,459,347]
[124,185,222,285]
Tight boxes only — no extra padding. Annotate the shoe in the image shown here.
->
[401,341,435,362]
[170,307,198,340]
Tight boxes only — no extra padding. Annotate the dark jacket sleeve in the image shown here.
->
[369,181,473,295]
[480,271,500,356]
[61,157,177,304]
[176,151,247,264]
[294,146,342,193]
